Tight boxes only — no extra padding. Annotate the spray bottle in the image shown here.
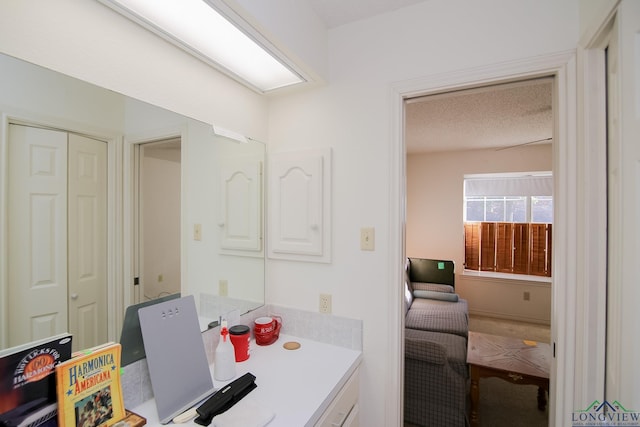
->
[214,319,236,381]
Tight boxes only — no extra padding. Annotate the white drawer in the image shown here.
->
[315,368,359,427]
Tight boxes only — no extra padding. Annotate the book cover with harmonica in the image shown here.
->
[55,342,125,427]
[0,333,73,427]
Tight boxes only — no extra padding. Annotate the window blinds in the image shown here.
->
[465,174,553,197]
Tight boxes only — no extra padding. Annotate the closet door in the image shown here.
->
[8,125,69,346]
[8,126,107,351]
[67,133,107,350]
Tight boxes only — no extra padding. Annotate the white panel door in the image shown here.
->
[8,125,68,346]
[8,126,107,351]
[67,133,107,351]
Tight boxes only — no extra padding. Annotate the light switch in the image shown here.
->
[219,279,228,297]
[194,224,202,241]
[360,227,375,251]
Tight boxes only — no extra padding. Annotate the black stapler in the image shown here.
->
[194,372,257,426]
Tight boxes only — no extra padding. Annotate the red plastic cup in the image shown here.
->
[229,325,250,362]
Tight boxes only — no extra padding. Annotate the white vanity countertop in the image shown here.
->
[131,334,362,426]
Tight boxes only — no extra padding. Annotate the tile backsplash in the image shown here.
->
[121,304,362,409]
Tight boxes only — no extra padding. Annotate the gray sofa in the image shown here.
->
[404,258,469,427]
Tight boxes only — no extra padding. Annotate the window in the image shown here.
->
[464,173,553,277]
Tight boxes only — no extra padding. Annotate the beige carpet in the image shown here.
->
[405,315,551,427]
[468,315,550,344]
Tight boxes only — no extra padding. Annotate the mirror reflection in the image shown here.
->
[0,53,265,352]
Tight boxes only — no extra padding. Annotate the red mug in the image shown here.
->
[254,316,282,346]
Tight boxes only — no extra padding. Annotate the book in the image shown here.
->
[118,410,146,427]
[0,333,73,427]
[55,342,125,427]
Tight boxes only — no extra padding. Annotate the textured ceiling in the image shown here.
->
[405,78,553,154]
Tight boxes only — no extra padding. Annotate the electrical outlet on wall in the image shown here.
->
[319,293,332,314]
[219,279,228,297]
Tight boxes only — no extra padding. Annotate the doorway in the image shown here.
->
[403,78,554,426]
[134,138,181,304]
[7,124,108,352]
[390,51,578,426]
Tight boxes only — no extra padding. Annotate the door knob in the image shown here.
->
[70,293,78,300]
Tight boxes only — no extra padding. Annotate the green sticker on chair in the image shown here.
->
[438,262,445,270]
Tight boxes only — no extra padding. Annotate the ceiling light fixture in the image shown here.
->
[99,0,305,92]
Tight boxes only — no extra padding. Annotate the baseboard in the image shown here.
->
[469,309,551,326]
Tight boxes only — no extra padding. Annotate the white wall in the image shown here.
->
[267,1,578,424]
[142,150,181,301]
[407,144,553,324]
[406,144,552,262]
[579,0,619,40]
[0,0,582,425]
[0,53,125,131]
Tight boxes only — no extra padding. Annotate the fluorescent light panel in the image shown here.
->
[103,0,304,92]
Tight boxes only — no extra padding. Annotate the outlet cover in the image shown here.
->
[219,279,228,297]
[319,293,332,314]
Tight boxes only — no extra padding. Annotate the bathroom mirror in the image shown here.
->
[0,53,265,351]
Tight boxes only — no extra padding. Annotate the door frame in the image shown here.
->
[388,51,578,426]
[122,126,187,314]
[571,1,619,408]
[582,0,640,404]
[0,112,122,348]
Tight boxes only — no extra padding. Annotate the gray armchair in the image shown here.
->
[404,258,469,426]
[405,329,469,426]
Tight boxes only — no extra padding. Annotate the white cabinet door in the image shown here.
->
[219,157,263,254]
[315,368,359,427]
[268,148,331,263]
[343,403,359,427]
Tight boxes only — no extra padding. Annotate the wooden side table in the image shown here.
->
[467,331,551,427]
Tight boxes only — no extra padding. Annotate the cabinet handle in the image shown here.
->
[331,410,349,427]
[70,293,79,300]
[508,373,523,382]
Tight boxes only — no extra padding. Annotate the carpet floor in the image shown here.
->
[405,315,551,427]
